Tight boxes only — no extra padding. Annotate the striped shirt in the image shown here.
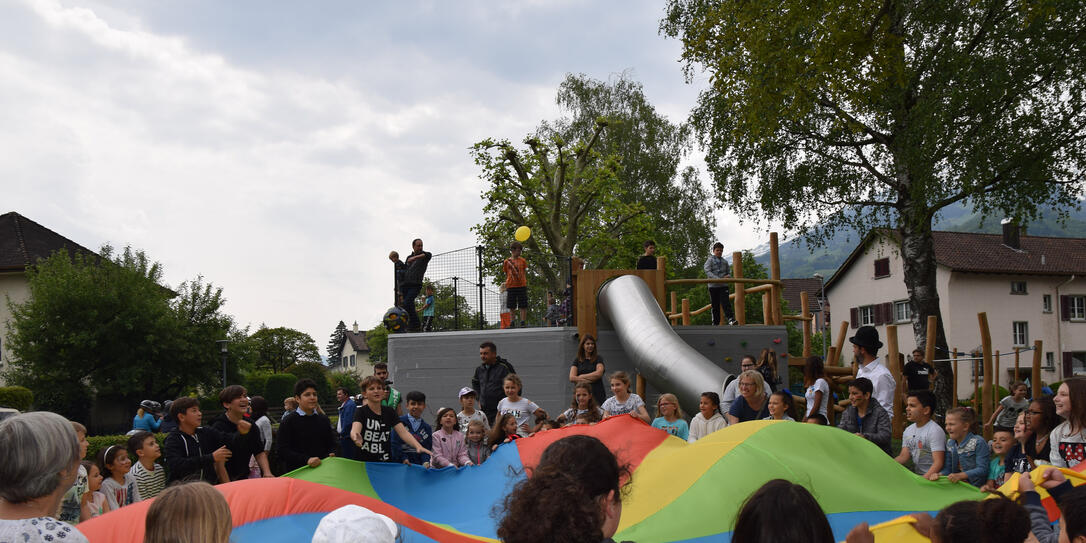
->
[131,461,166,499]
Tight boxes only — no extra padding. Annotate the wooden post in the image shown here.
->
[670,291,677,316]
[833,321,849,366]
[995,349,1001,405]
[886,324,904,439]
[801,291,812,357]
[636,374,646,398]
[925,315,937,369]
[973,358,980,410]
[732,251,746,326]
[1014,348,1021,383]
[979,312,994,440]
[681,298,691,326]
[655,256,668,308]
[769,232,782,325]
[828,346,838,368]
[952,349,959,405]
[762,295,771,325]
[1032,340,1043,399]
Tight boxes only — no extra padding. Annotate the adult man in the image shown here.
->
[704,242,736,325]
[472,341,516,423]
[374,363,402,416]
[851,325,897,418]
[903,349,935,392]
[208,386,271,481]
[401,238,432,332]
[721,355,773,413]
[336,387,359,460]
[636,240,657,270]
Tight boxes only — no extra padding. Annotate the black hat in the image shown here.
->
[849,326,883,353]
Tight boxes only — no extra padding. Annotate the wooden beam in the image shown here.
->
[1032,340,1043,400]
[979,312,994,440]
[833,321,849,366]
[769,232,782,325]
[886,324,904,439]
[952,349,959,405]
[732,251,746,326]
[681,298,691,326]
[665,278,782,286]
[801,291,811,357]
[925,315,937,371]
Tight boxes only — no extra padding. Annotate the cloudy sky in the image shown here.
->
[1,0,778,346]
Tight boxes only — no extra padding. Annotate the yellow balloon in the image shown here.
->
[514,225,531,242]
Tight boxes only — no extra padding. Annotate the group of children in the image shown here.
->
[58,424,167,523]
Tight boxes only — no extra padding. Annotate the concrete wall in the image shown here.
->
[388,325,788,421]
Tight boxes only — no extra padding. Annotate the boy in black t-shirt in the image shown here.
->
[351,375,432,463]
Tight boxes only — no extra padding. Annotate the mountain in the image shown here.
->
[751,202,1086,279]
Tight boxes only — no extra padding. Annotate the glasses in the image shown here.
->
[739,382,755,388]
[741,364,756,369]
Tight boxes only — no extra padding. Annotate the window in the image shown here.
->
[350,354,356,367]
[874,258,891,278]
[893,300,911,323]
[859,305,875,326]
[1045,352,1055,370]
[1011,281,1028,295]
[1072,296,1086,320]
[1043,294,1053,313]
[1073,352,1086,376]
[1012,321,1028,346]
[342,356,348,366]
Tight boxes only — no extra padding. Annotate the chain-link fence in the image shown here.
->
[393,246,574,331]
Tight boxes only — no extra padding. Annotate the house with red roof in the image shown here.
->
[825,223,1086,399]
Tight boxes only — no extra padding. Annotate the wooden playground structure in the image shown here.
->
[569,232,1048,441]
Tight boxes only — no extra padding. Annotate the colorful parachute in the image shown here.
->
[79,417,1010,542]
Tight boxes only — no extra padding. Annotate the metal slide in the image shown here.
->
[597,274,731,412]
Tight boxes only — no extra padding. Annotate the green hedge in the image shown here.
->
[328,370,361,396]
[265,374,297,405]
[0,386,33,411]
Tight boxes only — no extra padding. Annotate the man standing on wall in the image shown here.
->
[704,242,736,326]
[401,238,432,332]
[472,341,516,424]
[637,240,657,270]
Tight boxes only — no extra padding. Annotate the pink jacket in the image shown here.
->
[431,429,472,468]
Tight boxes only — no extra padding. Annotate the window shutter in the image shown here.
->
[880,302,893,325]
[1064,352,1074,378]
[1062,296,1072,321]
[850,307,859,329]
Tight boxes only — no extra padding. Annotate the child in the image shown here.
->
[464,420,491,465]
[981,426,1016,491]
[1004,412,1034,475]
[419,284,435,332]
[456,387,490,434]
[389,251,406,305]
[1018,466,1085,543]
[281,397,298,423]
[276,379,337,472]
[391,390,434,466]
[351,376,432,463]
[652,393,690,439]
[503,241,529,327]
[601,371,651,424]
[837,378,892,455]
[163,396,243,485]
[763,391,797,421]
[97,444,142,509]
[896,390,946,480]
[144,481,232,543]
[689,392,726,442]
[209,385,270,481]
[574,413,591,425]
[1051,378,1086,468]
[431,407,472,468]
[80,460,109,519]
[499,285,512,329]
[986,381,1030,431]
[803,356,830,419]
[1027,396,1057,465]
[805,414,828,425]
[496,374,547,436]
[127,431,166,499]
[489,413,521,451]
[941,407,990,487]
[544,292,561,327]
[58,421,90,523]
[536,420,560,432]
[557,382,604,426]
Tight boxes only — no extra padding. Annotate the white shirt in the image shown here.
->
[856,357,896,417]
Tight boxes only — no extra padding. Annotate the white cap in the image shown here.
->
[311,504,398,543]
[458,387,476,398]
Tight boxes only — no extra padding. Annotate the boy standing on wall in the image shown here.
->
[504,241,529,327]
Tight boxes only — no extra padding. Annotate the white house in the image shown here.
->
[0,212,99,385]
[825,224,1086,399]
[332,321,372,376]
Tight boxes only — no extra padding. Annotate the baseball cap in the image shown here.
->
[458,387,476,398]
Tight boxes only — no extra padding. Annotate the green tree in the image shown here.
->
[365,324,389,363]
[286,361,331,403]
[326,320,347,367]
[423,281,487,331]
[4,246,234,421]
[471,73,716,297]
[662,0,1086,414]
[248,326,321,373]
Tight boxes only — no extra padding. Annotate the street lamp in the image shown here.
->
[216,339,230,388]
[813,273,827,359]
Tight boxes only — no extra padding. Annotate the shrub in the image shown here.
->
[328,370,361,397]
[264,374,297,405]
[287,362,332,402]
[0,386,33,411]
[244,370,276,398]
[86,433,167,462]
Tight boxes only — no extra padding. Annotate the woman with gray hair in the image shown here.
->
[0,411,89,542]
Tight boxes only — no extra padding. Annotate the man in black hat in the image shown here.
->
[850,325,897,417]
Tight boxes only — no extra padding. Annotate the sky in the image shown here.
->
[0,0,780,346]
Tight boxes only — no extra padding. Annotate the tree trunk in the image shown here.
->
[898,211,953,417]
